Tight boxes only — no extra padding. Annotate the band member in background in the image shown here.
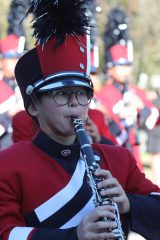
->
[0,77,15,149]
[11,110,38,143]
[147,80,160,187]
[0,0,27,91]
[95,7,159,171]
[86,0,116,145]
[0,0,28,149]
[0,34,25,91]
[88,108,117,144]
[0,34,25,149]
[0,1,160,240]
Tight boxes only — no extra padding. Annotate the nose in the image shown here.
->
[68,92,79,107]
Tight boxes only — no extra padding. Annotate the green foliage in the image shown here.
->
[0,0,10,38]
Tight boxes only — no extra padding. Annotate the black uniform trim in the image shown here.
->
[128,193,160,240]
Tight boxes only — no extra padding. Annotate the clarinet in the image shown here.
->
[72,118,125,240]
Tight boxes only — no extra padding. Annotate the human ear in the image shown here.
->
[27,102,39,117]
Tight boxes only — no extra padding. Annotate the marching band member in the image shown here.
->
[0,1,160,240]
[0,78,15,149]
[0,0,28,149]
[95,7,159,171]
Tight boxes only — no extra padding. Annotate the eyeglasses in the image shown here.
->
[45,89,93,106]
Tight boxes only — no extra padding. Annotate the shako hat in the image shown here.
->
[104,7,133,69]
[0,34,25,59]
[15,0,93,109]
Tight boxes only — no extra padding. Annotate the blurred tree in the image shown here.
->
[0,1,10,37]
[130,0,160,80]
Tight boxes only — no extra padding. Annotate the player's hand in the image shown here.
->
[94,169,130,214]
[77,205,117,240]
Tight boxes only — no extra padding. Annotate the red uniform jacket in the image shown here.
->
[0,80,14,113]
[96,83,158,135]
[96,82,159,170]
[88,108,117,144]
[0,131,159,240]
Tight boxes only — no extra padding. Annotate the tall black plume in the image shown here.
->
[26,0,92,46]
[7,0,29,37]
[104,7,130,66]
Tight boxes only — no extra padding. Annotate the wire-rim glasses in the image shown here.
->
[44,88,93,106]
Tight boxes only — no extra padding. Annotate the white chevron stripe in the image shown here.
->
[8,227,34,240]
[150,192,160,196]
[35,158,86,222]
[60,196,95,229]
